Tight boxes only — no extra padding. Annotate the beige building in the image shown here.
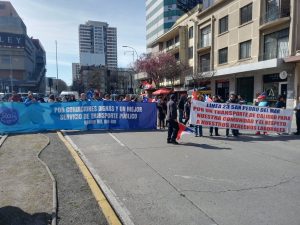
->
[150,0,300,108]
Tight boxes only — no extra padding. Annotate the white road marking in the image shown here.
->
[108,132,125,147]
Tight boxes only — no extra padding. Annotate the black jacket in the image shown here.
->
[167,99,177,121]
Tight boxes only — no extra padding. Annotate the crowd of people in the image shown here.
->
[163,92,300,145]
[1,90,300,139]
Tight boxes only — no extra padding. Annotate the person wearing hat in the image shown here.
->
[166,94,179,144]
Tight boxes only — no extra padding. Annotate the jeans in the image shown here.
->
[195,125,203,136]
[167,120,179,142]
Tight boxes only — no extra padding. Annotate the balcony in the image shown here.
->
[260,7,290,29]
[259,49,289,61]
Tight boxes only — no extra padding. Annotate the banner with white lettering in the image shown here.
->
[0,101,157,133]
[190,100,293,133]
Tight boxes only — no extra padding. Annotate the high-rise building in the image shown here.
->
[79,21,117,69]
[146,0,183,48]
[0,1,46,93]
[72,63,81,81]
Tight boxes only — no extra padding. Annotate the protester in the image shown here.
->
[93,92,102,101]
[237,95,247,105]
[79,93,87,101]
[256,93,269,135]
[195,95,204,137]
[103,94,111,101]
[178,94,186,123]
[9,91,22,102]
[226,94,239,137]
[166,94,179,144]
[209,95,220,136]
[123,94,131,102]
[184,96,191,125]
[275,95,286,109]
[157,96,167,129]
[48,94,55,103]
[24,91,36,106]
[294,96,300,135]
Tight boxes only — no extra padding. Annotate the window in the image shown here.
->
[189,26,194,39]
[166,39,174,48]
[240,3,252,25]
[263,28,289,60]
[239,40,251,59]
[199,53,210,72]
[175,35,179,43]
[219,16,228,34]
[188,47,193,59]
[219,47,228,64]
[200,25,211,48]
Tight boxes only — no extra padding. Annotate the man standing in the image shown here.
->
[167,94,179,144]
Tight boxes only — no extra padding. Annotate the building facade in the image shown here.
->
[72,63,81,81]
[0,1,46,93]
[146,0,184,48]
[79,21,117,69]
[150,0,300,108]
[79,66,134,95]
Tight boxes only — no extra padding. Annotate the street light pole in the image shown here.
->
[122,45,138,94]
[55,40,59,93]
[10,55,13,92]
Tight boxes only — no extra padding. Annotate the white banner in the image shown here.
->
[190,100,293,133]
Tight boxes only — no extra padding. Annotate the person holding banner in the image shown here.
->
[167,94,179,144]
[294,96,300,135]
[256,93,269,135]
[226,94,239,137]
[209,95,221,136]
[195,95,204,137]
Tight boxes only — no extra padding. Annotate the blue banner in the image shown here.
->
[0,101,157,133]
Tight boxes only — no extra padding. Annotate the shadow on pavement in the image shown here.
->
[180,142,231,150]
[208,133,300,143]
[0,206,51,225]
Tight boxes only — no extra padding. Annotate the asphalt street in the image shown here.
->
[66,129,300,225]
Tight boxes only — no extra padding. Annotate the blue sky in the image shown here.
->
[9,0,146,85]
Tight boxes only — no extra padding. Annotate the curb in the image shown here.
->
[38,134,57,225]
[58,131,134,225]
[0,135,8,147]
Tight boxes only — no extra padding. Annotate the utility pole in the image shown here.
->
[10,55,13,92]
[55,40,59,94]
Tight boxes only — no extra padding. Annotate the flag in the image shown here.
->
[176,123,194,140]
[205,95,212,102]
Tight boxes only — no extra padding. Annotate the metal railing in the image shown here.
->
[261,7,290,24]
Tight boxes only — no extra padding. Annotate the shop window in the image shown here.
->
[189,26,194,39]
[239,40,251,59]
[240,3,252,25]
[188,46,193,59]
[219,16,228,34]
[219,47,228,64]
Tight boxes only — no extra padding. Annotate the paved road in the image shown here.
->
[67,129,300,225]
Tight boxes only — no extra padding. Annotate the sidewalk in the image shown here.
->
[0,134,53,225]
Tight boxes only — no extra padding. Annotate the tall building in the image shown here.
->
[79,21,117,69]
[0,1,46,93]
[150,0,300,108]
[72,63,80,81]
[146,0,183,48]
